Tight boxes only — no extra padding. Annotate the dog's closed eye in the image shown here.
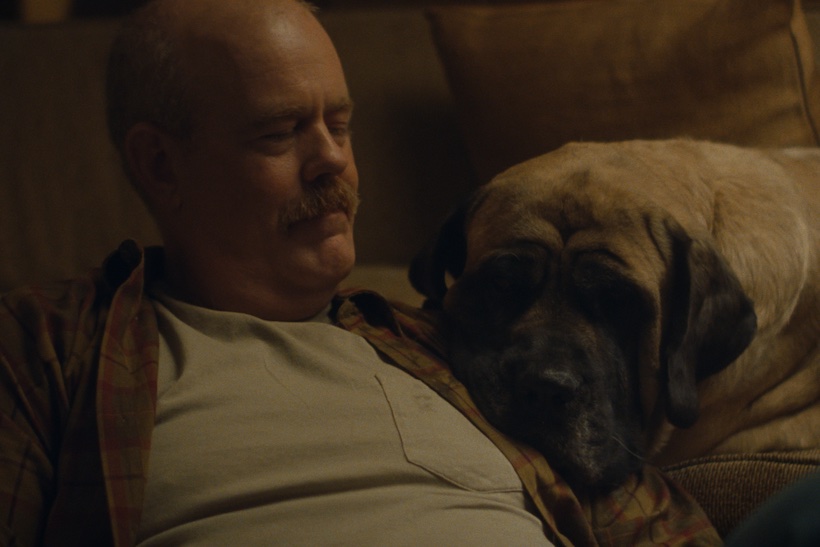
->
[447,242,549,328]
[571,254,654,329]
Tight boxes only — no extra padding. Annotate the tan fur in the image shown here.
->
[467,139,819,465]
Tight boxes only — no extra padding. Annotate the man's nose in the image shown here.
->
[301,122,351,181]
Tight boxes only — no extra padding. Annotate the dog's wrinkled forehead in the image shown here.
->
[467,171,647,261]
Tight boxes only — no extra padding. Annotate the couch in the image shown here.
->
[1,0,818,540]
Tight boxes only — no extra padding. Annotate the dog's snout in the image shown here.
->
[519,369,582,411]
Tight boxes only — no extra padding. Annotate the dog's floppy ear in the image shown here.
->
[408,195,474,307]
[663,222,757,428]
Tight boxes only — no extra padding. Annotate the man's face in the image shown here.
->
[167,5,359,300]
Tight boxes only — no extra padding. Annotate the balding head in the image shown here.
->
[105,0,324,187]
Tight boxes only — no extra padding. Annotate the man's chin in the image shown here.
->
[294,238,356,287]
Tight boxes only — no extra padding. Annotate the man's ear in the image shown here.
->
[123,122,183,211]
[662,222,757,428]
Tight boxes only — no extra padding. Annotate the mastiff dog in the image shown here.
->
[410,139,819,492]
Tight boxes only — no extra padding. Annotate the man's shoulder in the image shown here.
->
[0,240,155,351]
[334,288,448,359]
[1,239,160,320]
[0,272,107,357]
[2,274,102,322]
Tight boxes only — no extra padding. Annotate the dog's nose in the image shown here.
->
[519,369,581,411]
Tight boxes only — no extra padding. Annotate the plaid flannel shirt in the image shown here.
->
[0,240,721,546]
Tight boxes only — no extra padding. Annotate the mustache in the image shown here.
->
[279,176,360,231]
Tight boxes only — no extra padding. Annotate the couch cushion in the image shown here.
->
[663,449,820,537]
[428,0,820,182]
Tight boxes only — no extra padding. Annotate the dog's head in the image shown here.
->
[410,148,757,493]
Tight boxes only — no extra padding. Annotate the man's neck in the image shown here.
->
[160,248,338,322]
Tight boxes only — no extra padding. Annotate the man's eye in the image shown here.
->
[263,130,295,142]
[328,123,351,141]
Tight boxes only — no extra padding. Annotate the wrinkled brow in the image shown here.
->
[250,98,354,129]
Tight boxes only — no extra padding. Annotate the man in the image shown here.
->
[0,1,717,545]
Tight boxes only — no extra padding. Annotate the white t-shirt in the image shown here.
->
[136,292,553,546]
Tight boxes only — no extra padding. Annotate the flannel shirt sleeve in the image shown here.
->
[0,280,112,547]
[0,285,74,545]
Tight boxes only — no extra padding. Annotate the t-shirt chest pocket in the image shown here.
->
[376,371,524,493]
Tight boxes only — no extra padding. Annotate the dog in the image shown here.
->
[410,139,819,493]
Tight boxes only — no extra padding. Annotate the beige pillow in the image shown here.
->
[428,0,820,182]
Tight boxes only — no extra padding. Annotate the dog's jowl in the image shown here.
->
[410,139,819,493]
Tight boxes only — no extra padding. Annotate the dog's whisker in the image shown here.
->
[610,434,646,463]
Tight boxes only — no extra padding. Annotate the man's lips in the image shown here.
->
[286,209,351,235]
